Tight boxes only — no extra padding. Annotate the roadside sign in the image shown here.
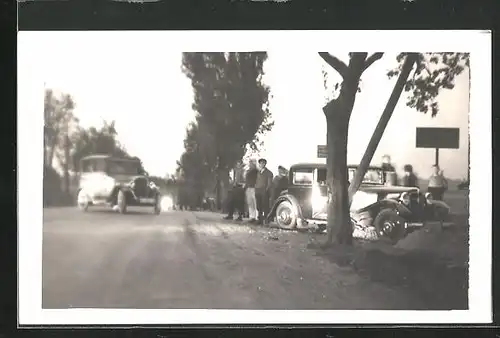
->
[415,127,460,166]
[416,127,460,149]
[317,145,328,158]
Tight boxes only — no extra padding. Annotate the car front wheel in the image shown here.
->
[154,195,161,215]
[373,208,407,244]
[117,190,127,214]
[77,189,89,212]
[275,201,297,230]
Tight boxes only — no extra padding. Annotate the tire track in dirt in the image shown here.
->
[180,215,218,283]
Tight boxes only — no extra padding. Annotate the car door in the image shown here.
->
[311,168,328,220]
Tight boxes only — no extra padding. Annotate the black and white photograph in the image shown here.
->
[17,30,491,325]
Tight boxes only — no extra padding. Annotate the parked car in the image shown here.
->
[76,154,162,214]
[351,185,453,243]
[267,162,453,243]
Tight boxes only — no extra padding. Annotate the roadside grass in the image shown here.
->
[309,223,469,310]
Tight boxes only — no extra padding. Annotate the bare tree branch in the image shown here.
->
[318,52,348,78]
[362,52,384,73]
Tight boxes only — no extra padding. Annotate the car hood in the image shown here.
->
[358,185,419,194]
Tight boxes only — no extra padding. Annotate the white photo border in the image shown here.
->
[17,30,492,325]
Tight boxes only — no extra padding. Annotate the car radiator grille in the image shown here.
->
[133,178,149,197]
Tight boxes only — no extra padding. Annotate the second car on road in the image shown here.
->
[76,154,163,215]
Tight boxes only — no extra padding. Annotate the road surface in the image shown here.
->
[43,207,428,310]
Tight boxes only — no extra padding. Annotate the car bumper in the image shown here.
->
[406,221,455,228]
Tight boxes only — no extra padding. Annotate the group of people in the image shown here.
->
[383,155,449,201]
[223,158,289,225]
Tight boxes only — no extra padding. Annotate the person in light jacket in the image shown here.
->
[427,164,448,201]
[244,159,259,224]
[255,158,273,225]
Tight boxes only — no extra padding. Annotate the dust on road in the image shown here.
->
[42,208,427,309]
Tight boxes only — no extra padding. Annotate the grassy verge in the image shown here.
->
[309,224,469,310]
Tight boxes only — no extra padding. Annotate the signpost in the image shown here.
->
[415,127,460,166]
[317,145,328,159]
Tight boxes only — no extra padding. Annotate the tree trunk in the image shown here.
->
[48,144,56,168]
[325,113,352,245]
[43,144,47,168]
[63,134,70,195]
[321,53,370,246]
[348,53,419,202]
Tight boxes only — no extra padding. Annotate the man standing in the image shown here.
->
[270,165,289,204]
[223,182,245,221]
[427,164,448,201]
[255,158,273,225]
[401,164,419,187]
[381,154,397,185]
[245,159,258,224]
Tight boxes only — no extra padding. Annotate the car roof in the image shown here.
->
[80,154,140,162]
[289,162,383,171]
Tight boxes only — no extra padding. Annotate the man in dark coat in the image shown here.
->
[401,164,418,187]
[270,165,289,204]
[255,158,273,225]
[223,162,246,221]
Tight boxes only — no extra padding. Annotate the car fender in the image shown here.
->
[268,194,303,220]
[427,199,451,211]
[426,199,452,220]
[356,199,412,218]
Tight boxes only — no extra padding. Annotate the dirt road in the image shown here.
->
[42,207,428,309]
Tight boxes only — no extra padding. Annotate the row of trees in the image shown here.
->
[43,88,135,204]
[176,52,273,209]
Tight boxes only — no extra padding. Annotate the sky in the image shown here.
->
[22,32,470,180]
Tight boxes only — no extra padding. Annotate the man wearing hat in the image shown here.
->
[255,158,274,225]
[270,165,289,206]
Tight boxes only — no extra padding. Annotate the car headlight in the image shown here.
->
[425,192,433,201]
[400,192,411,205]
[350,191,378,212]
[160,196,173,210]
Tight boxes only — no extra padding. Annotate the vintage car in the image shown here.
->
[76,154,164,214]
[267,162,453,243]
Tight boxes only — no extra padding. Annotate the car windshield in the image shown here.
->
[293,170,313,185]
[292,168,328,186]
[348,168,383,184]
[107,160,142,175]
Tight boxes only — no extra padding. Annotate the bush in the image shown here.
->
[43,166,70,207]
